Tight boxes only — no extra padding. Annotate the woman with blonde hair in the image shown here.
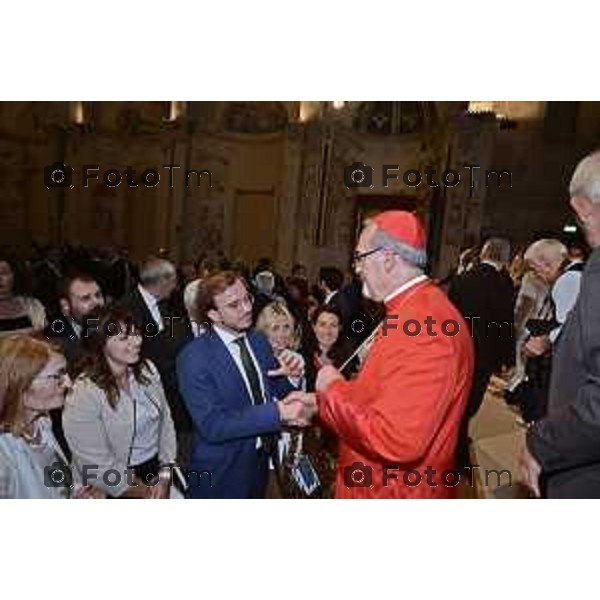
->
[255,300,302,355]
[0,335,83,498]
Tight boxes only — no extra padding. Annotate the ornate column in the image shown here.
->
[435,112,498,278]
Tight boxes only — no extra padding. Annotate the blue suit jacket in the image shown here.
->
[176,329,295,498]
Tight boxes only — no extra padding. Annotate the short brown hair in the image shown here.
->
[194,270,244,327]
[58,271,101,301]
[0,335,60,436]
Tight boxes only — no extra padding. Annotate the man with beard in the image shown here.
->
[44,271,105,459]
[44,272,105,372]
[286,211,474,498]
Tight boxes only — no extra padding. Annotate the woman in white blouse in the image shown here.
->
[63,306,178,499]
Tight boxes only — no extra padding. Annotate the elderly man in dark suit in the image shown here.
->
[118,257,193,463]
[522,151,600,498]
[448,237,515,468]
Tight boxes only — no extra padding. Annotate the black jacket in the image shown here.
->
[43,313,84,374]
[118,287,193,432]
[448,262,515,371]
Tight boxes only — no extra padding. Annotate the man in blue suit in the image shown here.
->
[177,271,314,498]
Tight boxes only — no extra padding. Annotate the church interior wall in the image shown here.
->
[2,101,600,281]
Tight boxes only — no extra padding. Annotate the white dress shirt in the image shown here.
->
[213,325,268,449]
[125,373,162,466]
[71,319,82,338]
[138,284,164,332]
[549,263,583,344]
[324,290,338,305]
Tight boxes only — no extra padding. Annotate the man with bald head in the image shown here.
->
[288,211,475,498]
[521,151,600,498]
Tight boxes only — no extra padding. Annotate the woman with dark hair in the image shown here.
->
[62,306,178,498]
[302,305,356,391]
[0,255,46,336]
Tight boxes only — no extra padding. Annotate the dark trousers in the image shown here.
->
[456,364,493,470]
[249,449,270,499]
[519,353,552,423]
[188,449,270,499]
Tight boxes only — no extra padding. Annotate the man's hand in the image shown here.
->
[316,365,344,392]
[519,440,542,497]
[268,349,305,379]
[277,391,317,427]
[524,335,550,357]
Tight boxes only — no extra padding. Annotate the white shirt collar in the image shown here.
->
[324,290,338,305]
[213,324,246,346]
[71,319,82,338]
[384,274,428,305]
[138,284,158,308]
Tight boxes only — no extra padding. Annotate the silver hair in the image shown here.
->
[139,258,176,286]
[570,151,600,204]
[524,239,568,264]
[369,225,427,269]
[255,270,275,295]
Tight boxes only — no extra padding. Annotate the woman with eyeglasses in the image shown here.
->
[63,306,179,499]
[0,334,84,498]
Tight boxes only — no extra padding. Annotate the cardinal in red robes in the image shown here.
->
[311,211,474,498]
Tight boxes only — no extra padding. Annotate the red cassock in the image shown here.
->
[317,278,474,499]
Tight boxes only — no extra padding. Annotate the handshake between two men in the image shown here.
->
[275,361,347,428]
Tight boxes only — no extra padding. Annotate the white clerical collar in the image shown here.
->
[384,274,428,305]
[138,284,159,308]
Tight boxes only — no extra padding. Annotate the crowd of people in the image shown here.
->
[1,150,600,499]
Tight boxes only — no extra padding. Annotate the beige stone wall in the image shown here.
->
[3,101,600,281]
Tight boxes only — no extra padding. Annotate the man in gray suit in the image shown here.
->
[521,151,600,498]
